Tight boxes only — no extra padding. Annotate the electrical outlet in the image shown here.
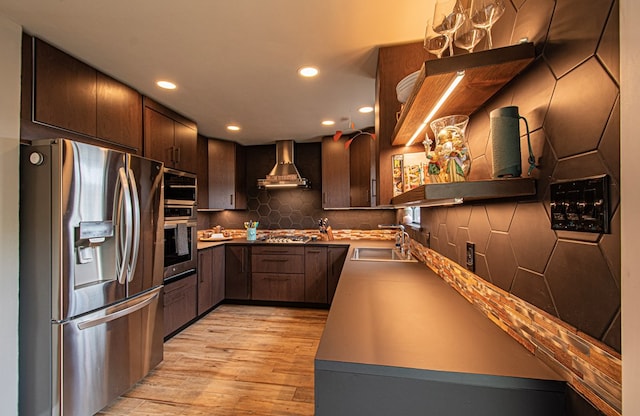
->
[466,242,475,272]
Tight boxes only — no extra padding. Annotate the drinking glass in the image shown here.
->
[432,0,465,57]
[454,9,486,53]
[470,0,506,49]
[424,19,449,59]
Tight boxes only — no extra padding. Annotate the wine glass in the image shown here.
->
[454,9,486,53]
[470,0,506,49]
[432,0,465,57]
[424,19,449,59]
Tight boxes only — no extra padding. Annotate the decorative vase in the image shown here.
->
[424,115,471,183]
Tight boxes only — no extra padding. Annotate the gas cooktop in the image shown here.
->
[261,235,311,244]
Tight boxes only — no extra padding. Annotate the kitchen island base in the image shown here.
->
[315,361,565,416]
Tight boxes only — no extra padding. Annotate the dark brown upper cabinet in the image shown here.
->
[205,138,247,210]
[143,98,197,173]
[321,134,376,208]
[30,37,142,152]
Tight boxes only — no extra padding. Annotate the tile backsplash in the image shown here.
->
[410,239,621,416]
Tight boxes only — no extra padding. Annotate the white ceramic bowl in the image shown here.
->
[396,70,420,103]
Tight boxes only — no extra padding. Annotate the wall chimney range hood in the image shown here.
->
[257,140,310,189]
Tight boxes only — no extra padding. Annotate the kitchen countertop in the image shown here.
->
[197,238,349,250]
[315,240,563,389]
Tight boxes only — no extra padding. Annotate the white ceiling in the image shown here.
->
[0,0,436,145]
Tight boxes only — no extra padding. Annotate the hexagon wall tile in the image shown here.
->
[486,231,518,291]
[486,201,516,232]
[510,201,556,273]
[546,240,619,338]
[511,267,558,316]
[545,58,618,159]
[511,0,555,54]
[545,0,613,78]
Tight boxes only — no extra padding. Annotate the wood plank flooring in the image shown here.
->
[98,304,328,416]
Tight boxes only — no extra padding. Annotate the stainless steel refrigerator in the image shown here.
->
[19,139,165,416]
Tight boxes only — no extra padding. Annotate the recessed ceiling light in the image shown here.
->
[226,124,241,131]
[156,80,177,90]
[321,120,335,126]
[298,66,319,77]
[358,106,374,113]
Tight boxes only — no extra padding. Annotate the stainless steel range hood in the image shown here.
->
[257,140,309,189]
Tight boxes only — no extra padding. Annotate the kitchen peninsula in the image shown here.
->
[314,240,565,416]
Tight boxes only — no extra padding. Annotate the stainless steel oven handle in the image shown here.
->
[77,290,159,330]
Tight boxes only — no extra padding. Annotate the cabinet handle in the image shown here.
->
[175,146,181,164]
[371,178,377,199]
[263,276,289,281]
[261,249,290,254]
[262,258,288,263]
[230,194,234,206]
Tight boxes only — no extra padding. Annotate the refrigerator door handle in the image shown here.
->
[115,167,133,285]
[76,290,159,330]
[126,168,141,283]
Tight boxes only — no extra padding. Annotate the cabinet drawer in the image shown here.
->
[163,274,197,337]
[252,254,304,273]
[252,246,305,256]
[252,273,304,302]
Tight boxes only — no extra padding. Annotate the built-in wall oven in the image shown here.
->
[163,168,197,281]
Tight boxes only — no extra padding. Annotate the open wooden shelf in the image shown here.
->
[392,42,535,146]
[390,177,536,206]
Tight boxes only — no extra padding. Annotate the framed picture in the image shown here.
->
[392,152,428,196]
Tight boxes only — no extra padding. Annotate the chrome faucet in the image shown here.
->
[378,224,410,255]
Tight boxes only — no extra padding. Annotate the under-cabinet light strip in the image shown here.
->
[405,70,466,147]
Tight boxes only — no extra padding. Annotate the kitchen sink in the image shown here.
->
[350,247,418,263]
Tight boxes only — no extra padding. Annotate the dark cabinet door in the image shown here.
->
[197,249,214,315]
[174,121,198,173]
[305,247,328,303]
[31,38,143,152]
[208,139,236,209]
[321,135,376,208]
[198,246,225,315]
[349,136,375,207]
[321,136,350,208]
[327,246,348,304]
[225,245,250,300]
[97,72,142,151]
[252,273,305,302]
[163,274,198,338]
[143,103,198,173]
[206,139,246,210]
[34,38,97,137]
[144,107,175,166]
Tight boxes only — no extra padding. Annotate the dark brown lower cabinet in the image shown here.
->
[225,245,251,300]
[328,246,349,304]
[305,247,328,303]
[197,246,225,315]
[163,273,197,338]
[252,273,305,302]
[251,246,304,302]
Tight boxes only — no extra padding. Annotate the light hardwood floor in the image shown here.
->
[98,304,329,416]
